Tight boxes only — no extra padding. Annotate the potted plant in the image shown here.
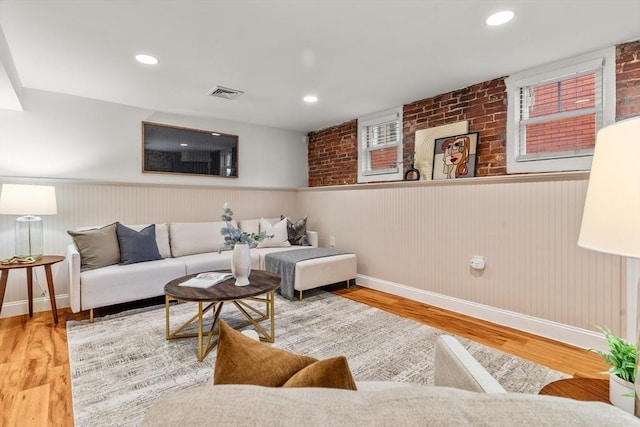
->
[219,203,270,286]
[590,326,637,414]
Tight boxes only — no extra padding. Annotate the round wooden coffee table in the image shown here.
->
[164,269,281,361]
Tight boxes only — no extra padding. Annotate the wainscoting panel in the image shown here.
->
[0,179,297,313]
[296,173,624,336]
[1,175,624,343]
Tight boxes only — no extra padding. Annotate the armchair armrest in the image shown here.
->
[434,335,506,394]
[67,244,82,313]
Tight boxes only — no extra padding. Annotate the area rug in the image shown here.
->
[67,290,568,426]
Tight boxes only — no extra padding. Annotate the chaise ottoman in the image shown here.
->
[293,253,357,300]
[262,249,357,300]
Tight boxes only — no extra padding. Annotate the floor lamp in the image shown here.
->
[0,184,58,261]
[577,116,640,414]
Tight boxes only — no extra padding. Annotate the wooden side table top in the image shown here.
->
[165,269,281,302]
[539,378,610,403]
[0,255,65,271]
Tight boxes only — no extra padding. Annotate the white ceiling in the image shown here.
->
[0,0,639,133]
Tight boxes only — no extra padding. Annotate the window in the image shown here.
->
[357,107,403,183]
[505,47,615,173]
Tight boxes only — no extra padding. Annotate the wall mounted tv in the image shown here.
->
[142,121,238,178]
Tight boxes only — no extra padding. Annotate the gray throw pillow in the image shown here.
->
[116,223,162,265]
[67,223,120,271]
[281,215,309,246]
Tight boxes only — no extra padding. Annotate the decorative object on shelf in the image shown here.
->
[0,184,58,261]
[414,121,469,182]
[403,152,421,181]
[432,132,479,180]
[589,326,636,413]
[220,203,269,286]
[577,117,640,416]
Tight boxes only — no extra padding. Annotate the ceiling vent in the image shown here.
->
[208,86,244,100]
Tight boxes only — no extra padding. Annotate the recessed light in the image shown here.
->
[486,11,514,26]
[180,143,188,147]
[304,95,318,103]
[135,54,159,65]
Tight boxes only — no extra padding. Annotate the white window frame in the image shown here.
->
[505,47,615,173]
[357,107,403,183]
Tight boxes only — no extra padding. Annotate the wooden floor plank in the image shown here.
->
[10,384,50,427]
[0,285,609,426]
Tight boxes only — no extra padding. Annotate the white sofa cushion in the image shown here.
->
[257,218,291,248]
[238,219,260,236]
[142,384,640,427]
[169,221,231,257]
[79,258,185,310]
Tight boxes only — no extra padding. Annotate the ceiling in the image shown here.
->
[0,0,638,133]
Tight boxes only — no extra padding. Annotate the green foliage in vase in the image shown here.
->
[218,203,270,252]
[590,326,637,383]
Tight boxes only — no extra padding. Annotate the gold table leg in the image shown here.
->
[165,290,276,361]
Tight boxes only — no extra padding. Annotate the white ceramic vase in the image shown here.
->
[231,243,251,286]
[609,373,635,414]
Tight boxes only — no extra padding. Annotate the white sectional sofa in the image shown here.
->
[141,334,639,426]
[67,218,357,320]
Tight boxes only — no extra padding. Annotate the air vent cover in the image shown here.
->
[209,86,244,100]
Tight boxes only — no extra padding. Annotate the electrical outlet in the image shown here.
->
[329,236,336,247]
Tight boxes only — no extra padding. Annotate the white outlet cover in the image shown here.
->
[470,256,485,270]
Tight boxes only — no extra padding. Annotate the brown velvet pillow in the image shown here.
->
[283,356,357,390]
[213,320,357,390]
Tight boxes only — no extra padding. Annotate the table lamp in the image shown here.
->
[577,116,640,414]
[0,184,58,260]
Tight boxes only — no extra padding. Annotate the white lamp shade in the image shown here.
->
[0,184,58,215]
[578,117,640,258]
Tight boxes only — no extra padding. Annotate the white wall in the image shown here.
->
[296,172,623,349]
[0,89,308,188]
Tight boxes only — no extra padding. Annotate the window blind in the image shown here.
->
[517,67,602,161]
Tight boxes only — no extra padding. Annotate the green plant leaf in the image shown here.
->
[589,326,637,384]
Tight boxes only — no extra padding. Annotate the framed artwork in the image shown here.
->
[414,121,468,181]
[432,132,479,180]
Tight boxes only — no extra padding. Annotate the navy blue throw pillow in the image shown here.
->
[116,223,162,265]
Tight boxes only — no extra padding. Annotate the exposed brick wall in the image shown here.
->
[403,78,507,177]
[616,40,640,121]
[307,120,357,187]
[307,40,640,187]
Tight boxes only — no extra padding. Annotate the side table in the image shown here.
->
[539,377,610,403]
[0,255,65,324]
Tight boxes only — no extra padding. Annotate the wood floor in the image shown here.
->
[0,285,608,427]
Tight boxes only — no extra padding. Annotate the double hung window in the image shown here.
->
[505,48,614,173]
[357,107,403,183]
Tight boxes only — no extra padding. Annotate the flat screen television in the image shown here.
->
[142,121,238,178]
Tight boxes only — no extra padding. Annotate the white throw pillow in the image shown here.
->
[257,218,291,248]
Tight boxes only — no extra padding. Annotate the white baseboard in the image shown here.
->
[0,294,69,319]
[357,274,605,351]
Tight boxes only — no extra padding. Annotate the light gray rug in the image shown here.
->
[67,290,568,426]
